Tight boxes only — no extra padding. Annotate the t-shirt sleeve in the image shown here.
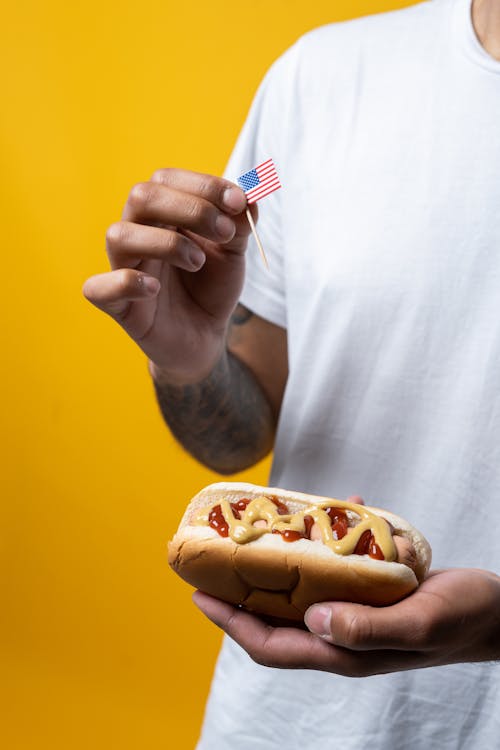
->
[223,45,299,330]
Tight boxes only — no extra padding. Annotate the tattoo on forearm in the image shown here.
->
[152,350,274,473]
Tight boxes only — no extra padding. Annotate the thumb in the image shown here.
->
[305,602,377,648]
[83,269,160,320]
[305,600,417,651]
[304,603,336,642]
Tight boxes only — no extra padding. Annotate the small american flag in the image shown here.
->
[237,158,281,204]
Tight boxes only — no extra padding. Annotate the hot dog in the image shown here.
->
[168,482,432,621]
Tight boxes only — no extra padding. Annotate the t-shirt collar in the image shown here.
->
[454,0,500,73]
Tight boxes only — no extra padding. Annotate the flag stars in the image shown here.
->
[237,169,260,191]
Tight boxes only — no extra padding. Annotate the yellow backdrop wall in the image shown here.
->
[1,1,419,747]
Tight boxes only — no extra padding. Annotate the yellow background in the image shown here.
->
[1,1,418,747]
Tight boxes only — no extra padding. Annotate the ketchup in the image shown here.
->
[324,507,348,540]
[353,529,384,560]
[272,514,314,542]
[303,515,315,538]
[369,540,385,560]
[208,504,229,537]
[272,529,302,542]
[230,498,251,519]
[269,495,290,515]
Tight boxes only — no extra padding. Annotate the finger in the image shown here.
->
[229,202,258,253]
[150,168,247,216]
[304,600,425,651]
[192,591,338,670]
[346,495,365,505]
[82,269,159,320]
[192,592,425,676]
[122,182,237,244]
[182,203,258,257]
[105,221,206,271]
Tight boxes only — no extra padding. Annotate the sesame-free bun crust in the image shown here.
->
[168,483,432,621]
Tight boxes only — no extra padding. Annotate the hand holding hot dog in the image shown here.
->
[169,484,431,619]
[192,567,500,676]
[83,169,253,384]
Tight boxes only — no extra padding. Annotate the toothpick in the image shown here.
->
[245,207,269,269]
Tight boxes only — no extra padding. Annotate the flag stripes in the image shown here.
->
[237,158,281,204]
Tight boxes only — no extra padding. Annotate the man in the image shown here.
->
[84,0,500,746]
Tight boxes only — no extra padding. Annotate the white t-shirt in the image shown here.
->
[198,1,500,747]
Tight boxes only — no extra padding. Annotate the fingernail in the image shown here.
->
[215,213,235,240]
[222,186,245,213]
[304,605,332,638]
[141,276,160,294]
[188,248,206,270]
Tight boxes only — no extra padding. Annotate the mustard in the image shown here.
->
[193,495,396,561]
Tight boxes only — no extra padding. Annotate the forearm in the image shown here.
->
[151,349,275,473]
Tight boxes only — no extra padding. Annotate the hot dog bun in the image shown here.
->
[168,482,432,621]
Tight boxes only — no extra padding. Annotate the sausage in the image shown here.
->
[310,522,322,541]
[253,520,267,529]
[393,534,418,571]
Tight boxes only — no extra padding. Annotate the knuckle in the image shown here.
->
[249,629,279,669]
[224,611,239,633]
[185,196,209,225]
[128,181,155,208]
[115,268,136,293]
[150,167,173,184]
[105,221,127,249]
[411,612,437,649]
[164,231,184,255]
[199,173,220,199]
[249,648,274,668]
[341,609,372,649]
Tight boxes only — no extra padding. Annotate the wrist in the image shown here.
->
[148,347,228,388]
